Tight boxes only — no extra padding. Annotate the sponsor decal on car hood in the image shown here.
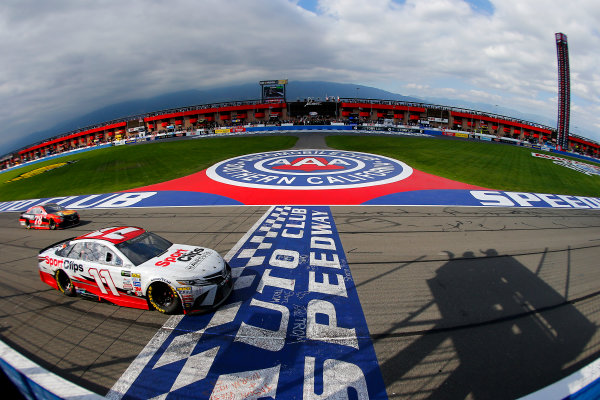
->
[149,244,223,276]
[58,210,77,216]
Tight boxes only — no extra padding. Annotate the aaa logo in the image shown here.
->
[269,157,348,172]
[206,150,412,190]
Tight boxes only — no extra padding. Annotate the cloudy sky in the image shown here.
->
[1,0,599,155]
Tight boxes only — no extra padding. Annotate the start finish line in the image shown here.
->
[107,206,388,400]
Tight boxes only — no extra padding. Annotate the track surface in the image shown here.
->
[1,206,600,399]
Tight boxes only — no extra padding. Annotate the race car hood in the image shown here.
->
[146,244,225,279]
[56,210,77,217]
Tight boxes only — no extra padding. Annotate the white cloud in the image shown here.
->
[1,0,599,154]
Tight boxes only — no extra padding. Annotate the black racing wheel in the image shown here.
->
[55,270,76,297]
[147,283,181,314]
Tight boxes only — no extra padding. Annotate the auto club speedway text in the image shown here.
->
[111,206,387,399]
[2,190,600,211]
[227,207,381,398]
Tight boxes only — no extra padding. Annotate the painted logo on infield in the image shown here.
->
[206,149,413,190]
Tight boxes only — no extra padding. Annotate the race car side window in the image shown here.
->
[96,245,123,267]
[107,252,123,267]
[83,243,103,263]
[68,243,90,261]
[57,243,76,257]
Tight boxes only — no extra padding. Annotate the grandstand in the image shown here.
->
[2,97,599,170]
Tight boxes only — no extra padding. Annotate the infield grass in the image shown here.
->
[2,133,600,202]
[0,136,297,201]
[326,135,600,197]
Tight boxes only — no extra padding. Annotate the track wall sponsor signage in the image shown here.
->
[355,125,428,136]
[108,206,388,399]
[244,125,354,132]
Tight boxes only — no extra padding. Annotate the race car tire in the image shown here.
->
[49,220,56,230]
[25,220,31,229]
[147,283,181,314]
[55,270,76,297]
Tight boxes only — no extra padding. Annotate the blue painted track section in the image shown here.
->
[2,190,600,213]
[117,206,387,399]
[129,191,243,207]
[365,189,486,206]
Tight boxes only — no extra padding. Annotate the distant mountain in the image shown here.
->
[9,81,557,155]
[13,83,261,152]
[11,81,423,153]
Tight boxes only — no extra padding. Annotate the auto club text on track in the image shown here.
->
[233,207,371,397]
[244,208,357,345]
[2,190,600,211]
[112,205,387,399]
[0,192,157,212]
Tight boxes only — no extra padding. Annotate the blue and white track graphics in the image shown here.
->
[108,206,388,400]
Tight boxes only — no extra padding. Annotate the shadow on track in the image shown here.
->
[378,249,596,399]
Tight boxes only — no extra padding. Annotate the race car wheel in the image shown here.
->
[49,220,56,230]
[25,220,31,229]
[55,270,76,297]
[147,283,181,314]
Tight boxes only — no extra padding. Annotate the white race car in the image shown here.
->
[38,226,233,314]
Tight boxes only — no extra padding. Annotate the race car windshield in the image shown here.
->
[44,204,65,213]
[116,232,172,266]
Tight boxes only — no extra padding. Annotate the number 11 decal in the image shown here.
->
[89,268,120,296]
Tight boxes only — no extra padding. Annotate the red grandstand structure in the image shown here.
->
[3,95,599,170]
[555,33,570,150]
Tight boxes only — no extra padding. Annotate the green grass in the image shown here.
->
[2,134,599,202]
[0,136,297,201]
[326,135,600,197]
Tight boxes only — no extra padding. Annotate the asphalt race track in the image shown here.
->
[1,205,600,399]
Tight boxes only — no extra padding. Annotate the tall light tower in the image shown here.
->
[555,33,570,150]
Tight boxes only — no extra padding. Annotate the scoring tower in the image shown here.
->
[555,33,570,150]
